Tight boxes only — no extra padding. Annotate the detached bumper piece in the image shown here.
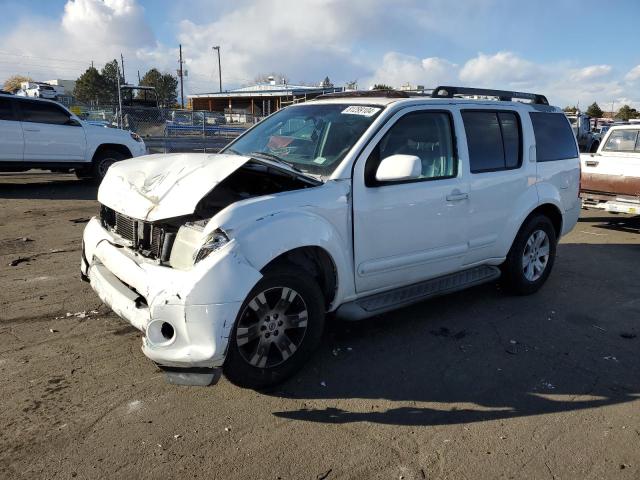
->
[162,366,222,386]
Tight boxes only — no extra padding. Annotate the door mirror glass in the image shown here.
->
[375,154,422,182]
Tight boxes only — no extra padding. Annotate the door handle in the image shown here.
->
[446,192,469,201]
[585,160,599,167]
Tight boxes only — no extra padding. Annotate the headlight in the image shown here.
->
[194,229,229,264]
[130,132,143,142]
[169,224,229,270]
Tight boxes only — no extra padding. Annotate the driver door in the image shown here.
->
[352,107,470,293]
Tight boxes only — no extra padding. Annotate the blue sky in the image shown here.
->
[1,0,639,108]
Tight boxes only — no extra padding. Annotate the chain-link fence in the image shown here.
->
[68,103,251,154]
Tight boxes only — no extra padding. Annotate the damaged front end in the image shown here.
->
[81,153,320,385]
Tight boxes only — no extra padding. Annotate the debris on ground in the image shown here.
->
[173,434,181,440]
[49,328,58,333]
[592,324,606,332]
[224,427,231,432]
[317,469,332,480]
[320,381,327,387]
[9,257,31,266]
[603,356,618,362]
[620,332,637,339]
[69,217,90,224]
[18,237,34,242]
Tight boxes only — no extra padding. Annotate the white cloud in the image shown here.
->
[624,65,640,82]
[569,65,612,82]
[365,53,458,89]
[459,52,544,87]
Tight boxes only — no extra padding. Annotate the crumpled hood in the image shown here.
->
[97,153,249,221]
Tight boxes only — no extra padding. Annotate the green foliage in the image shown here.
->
[2,74,33,93]
[74,67,108,104]
[563,105,577,114]
[585,102,603,118]
[101,60,123,104]
[372,83,394,91]
[139,68,178,107]
[615,104,639,121]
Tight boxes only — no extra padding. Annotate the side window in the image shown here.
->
[603,130,639,152]
[367,111,456,185]
[529,112,578,161]
[0,98,14,121]
[20,101,71,125]
[462,110,522,173]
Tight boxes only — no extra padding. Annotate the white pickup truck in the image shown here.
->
[0,93,146,181]
[580,124,640,215]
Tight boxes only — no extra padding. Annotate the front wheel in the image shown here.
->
[224,265,325,389]
[501,215,557,295]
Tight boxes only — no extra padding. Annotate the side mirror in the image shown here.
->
[375,154,422,182]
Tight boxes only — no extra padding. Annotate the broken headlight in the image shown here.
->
[169,224,229,270]
[194,229,229,264]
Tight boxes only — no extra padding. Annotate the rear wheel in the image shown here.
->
[501,215,557,295]
[224,265,325,389]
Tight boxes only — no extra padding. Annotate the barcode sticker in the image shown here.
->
[341,106,381,117]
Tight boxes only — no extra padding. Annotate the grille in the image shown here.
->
[100,205,175,261]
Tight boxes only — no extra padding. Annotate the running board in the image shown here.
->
[336,265,501,321]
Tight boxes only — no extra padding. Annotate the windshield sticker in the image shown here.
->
[341,106,381,117]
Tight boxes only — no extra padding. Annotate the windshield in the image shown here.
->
[223,103,383,176]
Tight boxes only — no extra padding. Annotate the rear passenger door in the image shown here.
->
[0,96,24,162]
[461,108,530,264]
[17,99,86,162]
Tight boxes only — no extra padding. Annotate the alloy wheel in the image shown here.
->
[522,229,550,282]
[235,287,309,368]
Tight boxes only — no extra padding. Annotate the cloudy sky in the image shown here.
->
[1,0,639,109]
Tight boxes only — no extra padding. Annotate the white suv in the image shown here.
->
[81,86,580,388]
[0,93,146,181]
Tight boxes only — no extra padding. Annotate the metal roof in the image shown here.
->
[188,83,343,99]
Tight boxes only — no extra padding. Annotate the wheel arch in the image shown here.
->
[91,143,133,162]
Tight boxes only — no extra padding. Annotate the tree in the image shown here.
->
[585,102,603,118]
[372,83,394,90]
[615,105,639,121]
[563,105,577,114]
[101,59,123,104]
[3,74,33,93]
[139,68,178,107]
[74,66,108,104]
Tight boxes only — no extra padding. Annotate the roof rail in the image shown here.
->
[316,90,410,100]
[431,86,549,105]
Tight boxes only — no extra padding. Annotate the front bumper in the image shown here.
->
[81,217,262,369]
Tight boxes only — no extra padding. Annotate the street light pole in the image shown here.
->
[212,46,222,93]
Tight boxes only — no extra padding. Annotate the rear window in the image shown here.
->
[462,110,522,173]
[603,129,639,152]
[0,97,14,121]
[529,112,578,161]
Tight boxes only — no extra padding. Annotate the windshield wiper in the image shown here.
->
[248,151,322,183]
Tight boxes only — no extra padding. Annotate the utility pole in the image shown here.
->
[137,70,141,84]
[212,46,222,92]
[178,44,185,108]
[120,53,126,84]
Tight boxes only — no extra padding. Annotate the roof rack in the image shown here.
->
[316,90,410,100]
[431,86,549,105]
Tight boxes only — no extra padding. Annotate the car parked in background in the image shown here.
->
[581,124,640,215]
[0,93,146,182]
[15,81,58,100]
[81,86,580,388]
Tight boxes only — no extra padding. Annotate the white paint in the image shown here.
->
[82,95,580,373]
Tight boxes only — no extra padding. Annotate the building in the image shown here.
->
[44,79,77,95]
[188,76,343,122]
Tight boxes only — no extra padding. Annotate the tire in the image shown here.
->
[224,265,326,389]
[90,149,129,183]
[500,214,557,295]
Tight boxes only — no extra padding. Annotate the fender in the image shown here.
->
[233,210,353,310]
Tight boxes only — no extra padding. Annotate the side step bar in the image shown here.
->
[336,265,501,321]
